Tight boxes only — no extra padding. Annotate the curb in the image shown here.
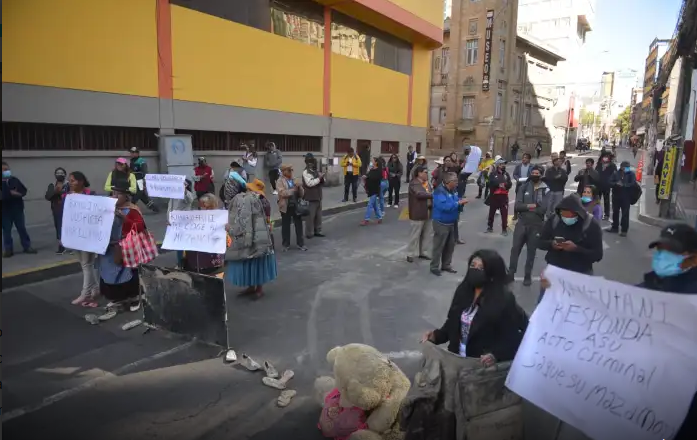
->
[1,192,408,289]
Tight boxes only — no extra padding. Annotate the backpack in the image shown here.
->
[551,214,594,241]
[628,182,642,205]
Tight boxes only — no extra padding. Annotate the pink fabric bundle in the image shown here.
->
[318,388,368,440]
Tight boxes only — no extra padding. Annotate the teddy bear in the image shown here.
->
[314,343,412,440]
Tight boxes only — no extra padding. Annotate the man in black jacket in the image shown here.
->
[595,152,617,220]
[543,157,568,218]
[574,158,600,194]
[537,195,603,302]
[405,145,416,183]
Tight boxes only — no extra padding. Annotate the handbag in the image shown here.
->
[296,198,310,217]
[120,226,159,268]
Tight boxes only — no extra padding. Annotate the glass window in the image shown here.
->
[439,109,447,123]
[462,97,475,119]
[171,0,271,31]
[516,56,523,80]
[499,40,506,71]
[495,93,502,119]
[270,0,325,48]
[465,39,479,65]
[524,105,531,126]
[442,47,450,73]
[434,56,441,71]
[331,11,412,74]
[511,101,519,121]
[468,19,478,35]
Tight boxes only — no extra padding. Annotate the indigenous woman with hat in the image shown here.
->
[225,178,277,299]
[104,157,137,195]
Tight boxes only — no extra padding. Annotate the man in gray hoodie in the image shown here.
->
[264,141,283,195]
[508,165,549,285]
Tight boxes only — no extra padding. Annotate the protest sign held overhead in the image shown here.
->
[145,174,186,199]
[162,210,228,254]
[505,265,697,440]
[61,194,116,254]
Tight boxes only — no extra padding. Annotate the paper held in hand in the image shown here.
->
[505,265,697,440]
[145,174,185,199]
[60,194,116,255]
[162,210,228,254]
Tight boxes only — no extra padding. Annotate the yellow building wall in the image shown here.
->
[411,47,431,127]
[171,6,323,116]
[331,55,409,125]
[389,0,444,28]
[2,0,158,97]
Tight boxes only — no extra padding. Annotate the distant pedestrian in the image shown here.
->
[559,151,571,175]
[2,161,36,258]
[341,148,362,203]
[653,148,665,203]
[386,154,403,208]
[406,166,433,263]
[277,164,307,251]
[358,144,371,176]
[46,167,68,254]
[510,142,520,162]
[361,158,384,226]
[194,157,215,199]
[535,142,542,159]
[595,152,618,219]
[430,172,467,276]
[378,157,389,213]
[543,156,568,218]
[264,141,283,195]
[508,166,548,286]
[129,147,159,212]
[608,161,637,237]
[485,159,512,235]
[241,144,259,183]
[302,153,325,239]
[476,152,494,199]
[405,145,416,183]
[512,153,533,221]
[168,179,196,267]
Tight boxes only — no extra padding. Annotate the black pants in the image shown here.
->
[343,173,358,202]
[654,175,660,201]
[52,209,62,240]
[133,188,156,210]
[611,196,630,233]
[281,206,304,247]
[536,151,541,158]
[387,177,401,205]
[599,190,611,217]
[458,173,471,198]
[477,184,490,199]
[405,164,414,183]
[269,169,280,191]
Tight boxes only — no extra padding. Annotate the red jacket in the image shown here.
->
[194,165,213,192]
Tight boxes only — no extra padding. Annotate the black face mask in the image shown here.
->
[466,268,488,287]
[56,175,66,182]
[530,175,541,183]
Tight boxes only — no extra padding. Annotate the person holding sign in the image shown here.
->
[167,179,196,267]
[420,249,528,365]
[98,181,146,306]
[181,194,226,277]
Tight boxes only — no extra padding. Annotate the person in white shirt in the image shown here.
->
[459,145,482,198]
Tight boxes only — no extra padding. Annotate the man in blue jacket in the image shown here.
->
[2,161,37,257]
[430,172,467,276]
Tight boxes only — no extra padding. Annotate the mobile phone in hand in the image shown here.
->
[554,236,565,243]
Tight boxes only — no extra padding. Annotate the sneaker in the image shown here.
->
[430,269,442,276]
[485,228,494,233]
[441,267,458,274]
[264,361,279,379]
[272,190,278,195]
[282,246,290,252]
[24,247,38,254]
[387,204,393,208]
[406,256,414,263]
[523,276,533,287]
[239,353,261,371]
[619,231,627,237]
[314,232,325,237]
[3,250,13,258]
[606,228,619,234]
[394,204,399,209]
[360,220,369,226]
[418,255,431,260]
[502,231,508,237]
[56,245,66,255]
[297,246,308,251]
[71,292,92,305]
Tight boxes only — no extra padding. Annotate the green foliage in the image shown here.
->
[580,109,597,127]
[614,107,631,136]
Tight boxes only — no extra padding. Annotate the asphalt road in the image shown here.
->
[2,149,663,440]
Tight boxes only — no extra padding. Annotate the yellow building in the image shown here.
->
[2,0,443,194]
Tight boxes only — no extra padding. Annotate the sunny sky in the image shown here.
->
[576,0,683,94]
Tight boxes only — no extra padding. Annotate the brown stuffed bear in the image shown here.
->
[315,343,411,440]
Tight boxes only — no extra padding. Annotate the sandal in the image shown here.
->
[277,390,297,408]
[98,309,118,321]
[80,301,99,308]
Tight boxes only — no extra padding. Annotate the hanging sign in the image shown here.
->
[482,10,494,92]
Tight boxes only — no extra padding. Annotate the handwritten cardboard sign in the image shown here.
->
[161,210,228,254]
[61,194,116,254]
[145,174,185,199]
[506,265,697,440]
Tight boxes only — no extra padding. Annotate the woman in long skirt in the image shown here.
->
[225,179,277,299]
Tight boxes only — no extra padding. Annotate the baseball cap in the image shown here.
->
[649,224,697,254]
[129,147,139,153]
[116,157,128,164]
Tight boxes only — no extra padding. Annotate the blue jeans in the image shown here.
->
[365,195,383,221]
[379,180,388,211]
[2,208,31,251]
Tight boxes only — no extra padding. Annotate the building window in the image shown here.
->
[439,108,447,123]
[331,11,412,74]
[462,97,475,119]
[334,138,352,154]
[511,101,519,121]
[495,93,503,119]
[523,105,531,126]
[515,56,523,81]
[499,40,506,72]
[465,39,478,65]
[380,141,399,154]
[415,142,422,153]
[270,0,325,48]
[171,0,271,32]
[433,56,441,71]
[468,19,478,35]
[442,47,450,73]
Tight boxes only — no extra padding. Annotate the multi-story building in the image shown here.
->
[508,34,566,154]
[427,18,451,150]
[613,69,641,109]
[439,0,519,155]
[629,88,644,133]
[600,72,614,100]
[3,0,443,202]
[639,38,672,134]
[517,0,595,152]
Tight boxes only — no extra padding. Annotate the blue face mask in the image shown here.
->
[2,170,11,178]
[651,250,687,277]
[624,167,631,172]
[581,196,592,204]
[561,216,579,226]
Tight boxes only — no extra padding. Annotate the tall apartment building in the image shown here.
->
[517,0,595,152]
[600,71,614,100]
[639,38,672,135]
[613,69,641,109]
[428,18,451,150]
[438,0,519,155]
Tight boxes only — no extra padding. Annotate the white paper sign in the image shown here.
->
[506,266,697,440]
[61,194,116,255]
[145,174,185,199]
[161,210,228,254]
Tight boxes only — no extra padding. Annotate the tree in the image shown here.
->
[614,106,631,136]
[580,109,597,127]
